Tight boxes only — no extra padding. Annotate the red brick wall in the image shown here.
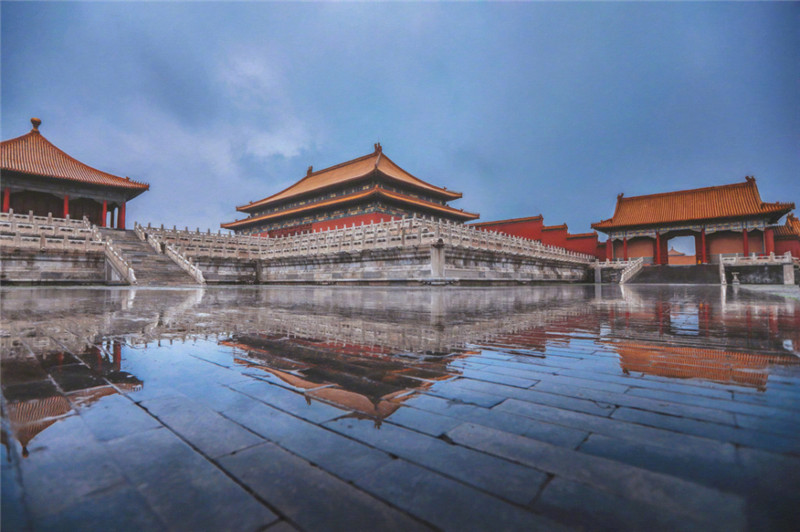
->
[564,234,598,255]
[541,227,568,248]
[775,238,800,258]
[474,218,544,240]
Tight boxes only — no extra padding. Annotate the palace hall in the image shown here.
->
[592,177,795,264]
[222,144,479,236]
[1,118,148,229]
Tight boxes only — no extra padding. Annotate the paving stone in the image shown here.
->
[324,416,548,505]
[105,427,277,531]
[219,442,428,531]
[1,357,49,384]
[221,397,393,482]
[2,380,62,401]
[456,365,539,388]
[1,438,31,532]
[733,411,800,438]
[533,380,737,425]
[627,386,800,422]
[421,381,507,407]
[141,394,264,458]
[733,446,800,531]
[265,521,303,532]
[494,397,729,455]
[180,382,256,412]
[578,433,740,491]
[34,484,164,532]
[533,477,697,532]
[76,393,163,442]
[384,404,464,436]
[403,393,589,448]
[612,407,800,454]
[454,377,617,417]
[47,364,109,392]
[230,380,345,423]
[447,423,746,530]
[17,415,128,518]
[356,459,566,532]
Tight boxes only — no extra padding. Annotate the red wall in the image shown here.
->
[564,234,599,256]
[541,226,568,248]
[473,218,543,240]
[776,238,800,259]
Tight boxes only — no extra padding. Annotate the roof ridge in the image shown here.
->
[224,185,478,228]
[470,215,543,226]
[618,179,753,202]
[2,129,148,189]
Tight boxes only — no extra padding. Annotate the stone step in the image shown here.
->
[100,229,198,285]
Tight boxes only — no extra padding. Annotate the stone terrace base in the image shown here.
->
[0,249,119,284]
[196,246,592,285]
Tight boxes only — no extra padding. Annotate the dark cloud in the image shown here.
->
[3,2,797,238]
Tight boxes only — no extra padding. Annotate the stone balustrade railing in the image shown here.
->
[145,216,595,266]
[134,222,206,284]
[0,211,102,253]
[720,252,793,266]
[619,257,644,284]
[89,226,137,285]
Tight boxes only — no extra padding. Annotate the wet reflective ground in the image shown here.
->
[2,285,799,531]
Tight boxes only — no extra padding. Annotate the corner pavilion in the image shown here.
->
[1,118,148,228]
[592,177,795,264]
[222,144,479,236]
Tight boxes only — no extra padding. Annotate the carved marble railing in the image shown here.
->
[619,257,644,284]
[720,252,794,266]
[0,211,102,253]
[134,222,206,284]
[89,226,137,285]
[719,252,796,286]
[163,243,206,284]
[145,216,595,266]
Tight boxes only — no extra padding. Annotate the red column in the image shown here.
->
[118,202,126,229]
[2,188,9,213]
[606,239,613,261]
[742,229,749,257]
[655,233,662,265]
[623,237,628,261]
[765,228,775,255]
[113,341,122,371]
[63,195,70,218]
[101,201,108,227]
[701,229,707,264]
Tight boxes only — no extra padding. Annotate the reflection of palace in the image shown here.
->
[3,285,799,447]
[612,342,794,391]
[223,334,468,421]
[2,340,142,456]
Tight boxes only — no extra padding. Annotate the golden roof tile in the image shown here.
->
[1,118,149,191]
[222,185,478,229]
[238,145,461,213]
[592,177,793,231]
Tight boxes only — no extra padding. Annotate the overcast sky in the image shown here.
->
[3,2,798,247]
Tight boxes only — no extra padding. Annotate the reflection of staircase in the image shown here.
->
[628,265,720,284]
[99,229,196,286]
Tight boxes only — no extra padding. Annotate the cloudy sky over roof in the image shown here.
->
[2,2,798,237]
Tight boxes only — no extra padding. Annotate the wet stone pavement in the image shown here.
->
[1,285,799,531]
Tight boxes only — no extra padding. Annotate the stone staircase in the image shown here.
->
[99,228,197,286]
